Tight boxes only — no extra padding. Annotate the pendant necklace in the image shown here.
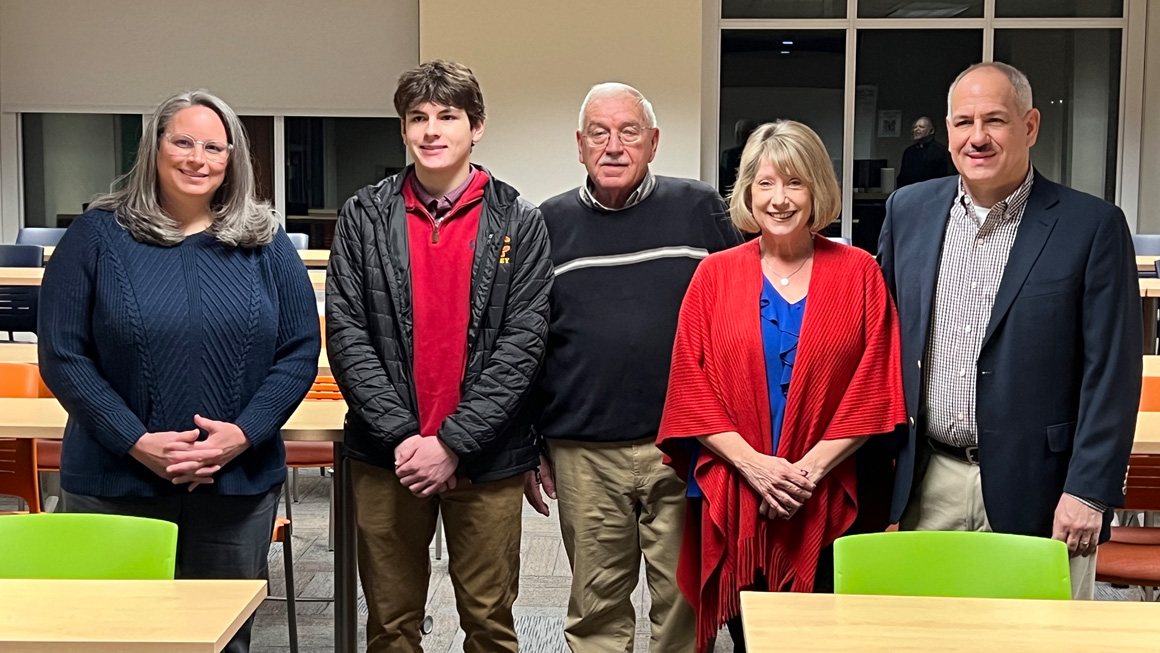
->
[763,253,811,287]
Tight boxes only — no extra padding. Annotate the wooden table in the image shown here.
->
[740,592,1160,651]
[0,267,44,285]
[0,398,357,652]
[1133,412,1160,454]
[298,249,329,268]
[0,342,38,365]
[0,578,266,652]
[1139,255,1158,273]
[0,344,331,377]
[39,246,330,269]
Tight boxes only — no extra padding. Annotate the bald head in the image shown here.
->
[912,116,934,140]
[947,62,1033,118]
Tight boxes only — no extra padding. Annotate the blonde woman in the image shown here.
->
[657,120,906,652]
[39,89,319,653]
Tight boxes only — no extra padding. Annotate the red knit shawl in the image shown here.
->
[657,236,906,651]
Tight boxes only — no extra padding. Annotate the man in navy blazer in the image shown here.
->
[879,62,1141,598]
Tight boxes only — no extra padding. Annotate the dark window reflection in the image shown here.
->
[722,0,845,19]
[719,29,846,202]
[996,0,1122,18]
[284,117,405,248]
[859,0,982,18]
[21,114,141,228]
[852,29,982,253]
[239,116,274,204]
[995,29,1121,202]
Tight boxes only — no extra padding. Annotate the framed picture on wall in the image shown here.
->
[877,110,902,138]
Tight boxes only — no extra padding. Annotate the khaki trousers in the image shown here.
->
[548,438,696,653]
[351,459,524,653]
[900,446,1097,599]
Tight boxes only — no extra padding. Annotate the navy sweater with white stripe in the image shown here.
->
[533,176,739,443]
[38,210,320,497]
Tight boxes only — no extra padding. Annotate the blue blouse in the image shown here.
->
[687,276,805,497]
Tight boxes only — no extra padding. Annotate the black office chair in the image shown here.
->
[15,228,66,247]
[287,232,309,250]
[1137,235,1160,279]
[1134,234,1160,256]
[0,244,44,341]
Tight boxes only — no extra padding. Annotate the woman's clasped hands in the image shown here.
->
[128,414,252,491]
[735,452,815,520]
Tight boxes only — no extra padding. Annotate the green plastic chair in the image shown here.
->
[0,513,178,579]
[834,531,1071,600]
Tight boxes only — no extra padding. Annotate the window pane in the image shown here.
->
[722,0,845,19]
[21,113,141,228]
[853,29,981,253]
[859,0,982,18]
[239,116,274,204]
[284,117,405,248]
[995,29,1121,202]
[719,29,845,208]
[996,0,1122,18]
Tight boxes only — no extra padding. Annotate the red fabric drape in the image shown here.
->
[657,236,906,651]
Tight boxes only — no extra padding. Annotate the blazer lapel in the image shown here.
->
[981,174,1060,349]
[910,180,956,356]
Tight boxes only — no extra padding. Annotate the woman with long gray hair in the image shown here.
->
[38,89,320,653]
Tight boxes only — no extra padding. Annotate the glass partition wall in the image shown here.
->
[715,0,1136,253]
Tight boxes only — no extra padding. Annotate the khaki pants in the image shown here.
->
[548,438,696,653]
[900,446,1097,599]
[351,459,524,653]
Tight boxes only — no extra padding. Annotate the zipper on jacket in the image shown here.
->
[431,220,440,244]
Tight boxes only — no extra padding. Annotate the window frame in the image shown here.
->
[703,0,1144,237]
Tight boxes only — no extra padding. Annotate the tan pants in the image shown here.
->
[548,438,696,653]
[901,447,1097,599]
[351,459,524,653]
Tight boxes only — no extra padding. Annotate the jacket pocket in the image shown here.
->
[1046,422,1076,453]
[1020,275,1080,299]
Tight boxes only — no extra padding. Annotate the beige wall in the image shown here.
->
[418,0,704,204]
[0,0,418,114]
[1140,3,1160,233]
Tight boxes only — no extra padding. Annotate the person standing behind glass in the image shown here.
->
[39,89,320,653]
[897,116,954,188]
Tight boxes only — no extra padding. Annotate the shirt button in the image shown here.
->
[959,369,966,377]
[971,282,978,289]
[965,325,973,333]
[976,238,984,247]
[957,413,965,421]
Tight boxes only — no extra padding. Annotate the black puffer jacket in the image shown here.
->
[325,166,551,483]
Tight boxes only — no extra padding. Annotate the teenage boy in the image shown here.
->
[326,60,552,653]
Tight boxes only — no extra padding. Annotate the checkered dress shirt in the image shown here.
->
[923,166,1035,448]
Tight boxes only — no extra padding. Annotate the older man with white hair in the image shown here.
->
[524,82,739,651]
[880,62,1140,599]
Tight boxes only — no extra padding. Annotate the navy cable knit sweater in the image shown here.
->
[38,209,321,497]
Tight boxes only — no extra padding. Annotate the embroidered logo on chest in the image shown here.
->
[499,236,512,264]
